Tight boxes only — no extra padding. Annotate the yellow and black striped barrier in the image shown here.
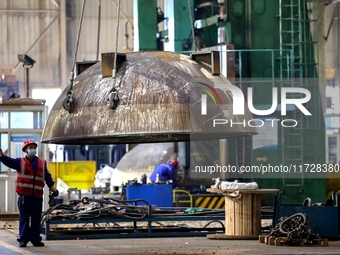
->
[172,191,225,209]
[194,195,225,209]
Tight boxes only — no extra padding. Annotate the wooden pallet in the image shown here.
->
[259,235,328,247]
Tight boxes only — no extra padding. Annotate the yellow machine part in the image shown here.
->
[326,169,340,200]
[49,161,96,190]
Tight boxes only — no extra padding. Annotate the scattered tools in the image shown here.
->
[269,213,319,245]
[41,196,225,227]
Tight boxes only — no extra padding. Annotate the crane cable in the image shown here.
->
[113,0,121,79]
[108,0,122,110]
[63,0,87,113]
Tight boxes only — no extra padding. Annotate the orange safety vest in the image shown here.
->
[16,157,46,197]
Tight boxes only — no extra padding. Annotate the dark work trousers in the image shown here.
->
[17,195,43,244]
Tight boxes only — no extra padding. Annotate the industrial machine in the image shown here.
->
[34,0,340,240]
[41,0,329,209]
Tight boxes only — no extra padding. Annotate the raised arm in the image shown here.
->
[0,149,21,171]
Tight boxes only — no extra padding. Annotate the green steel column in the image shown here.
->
[164,0,195,52]
[133,0,157,51]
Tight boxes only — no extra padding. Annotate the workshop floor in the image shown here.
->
[0,228,340,255]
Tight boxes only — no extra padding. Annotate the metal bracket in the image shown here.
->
[190,51,220,75]
[101,52,127,77]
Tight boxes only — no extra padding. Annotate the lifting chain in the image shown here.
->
[269,213,319,245]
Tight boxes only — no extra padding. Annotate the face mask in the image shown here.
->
[27,149,37,157]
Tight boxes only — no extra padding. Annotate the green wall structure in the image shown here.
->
[225,0,326,205]
[133,0,158,51]
[134,0,326,205]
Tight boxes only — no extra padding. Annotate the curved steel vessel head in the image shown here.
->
[41,51,257,145]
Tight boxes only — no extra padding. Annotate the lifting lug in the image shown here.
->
[63,90,75,113]
[108,89,119,110]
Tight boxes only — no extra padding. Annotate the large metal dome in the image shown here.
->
[41,51,256,145]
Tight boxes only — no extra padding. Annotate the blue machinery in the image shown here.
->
[273,193,340,239]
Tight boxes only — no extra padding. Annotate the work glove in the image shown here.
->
[49,186,59,197]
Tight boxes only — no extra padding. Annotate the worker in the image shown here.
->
[150,159,178,186]
[0,139,58,248]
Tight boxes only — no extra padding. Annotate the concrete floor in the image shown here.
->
[0,229,340,255]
